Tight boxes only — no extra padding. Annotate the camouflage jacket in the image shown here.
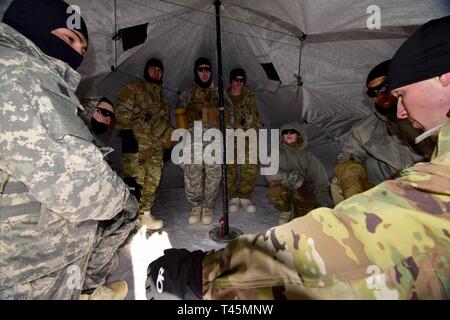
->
[226,86,260,130]
[179,83,233,128]
[116,80,173,148]
[337,112,427,184]
[203,118,450,299]
[266,122,332,208]
[0,23,130,290]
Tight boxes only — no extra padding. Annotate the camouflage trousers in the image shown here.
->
[267,182,316,217]
[181,163,222,209]
[0,215,137,300]
[123,147,163,212]
[227,163,258,199]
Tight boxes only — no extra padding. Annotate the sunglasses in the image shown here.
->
[197,67,212,73]
[96,107,114,118]
[233,77,245,83]
[282,129,298,136]
[366,82,389,98]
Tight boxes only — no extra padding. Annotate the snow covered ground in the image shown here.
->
[109,163,278,299]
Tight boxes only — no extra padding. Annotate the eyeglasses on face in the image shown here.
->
[233,77,245,83]
[197,67,212,73]
[366,82,389,98]
[96,107,115,118]
[281,129,298,136]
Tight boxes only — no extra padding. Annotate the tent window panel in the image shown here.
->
[260,63,281,82]
[118,23,148,51]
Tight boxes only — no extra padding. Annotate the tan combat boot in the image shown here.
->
[201,207,214,225]
[188,206,202,224]
[278,211,292,225]
[80,280,128,300]
[140,211,164,230]
[240,198,256,214]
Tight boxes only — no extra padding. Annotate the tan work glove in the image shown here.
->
[334,160,371,199]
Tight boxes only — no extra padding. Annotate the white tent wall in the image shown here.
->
[7,0,445,177]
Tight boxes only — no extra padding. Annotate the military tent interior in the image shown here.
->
[1,0,449,299]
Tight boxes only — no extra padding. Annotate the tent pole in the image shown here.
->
[209,0,242,243]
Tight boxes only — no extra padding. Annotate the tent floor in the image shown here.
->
[109,185,278,300]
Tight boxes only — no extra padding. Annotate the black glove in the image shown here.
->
[119,129,139,153]
[146,248,205,300]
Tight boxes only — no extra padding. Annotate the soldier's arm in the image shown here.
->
[116,81,138,129]
[0,79,131,223]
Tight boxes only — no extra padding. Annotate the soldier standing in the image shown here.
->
[226,68,261,214]
[177,57,225,225]
[116,58,173,230]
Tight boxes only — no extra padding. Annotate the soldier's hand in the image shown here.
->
[146,248,205,300]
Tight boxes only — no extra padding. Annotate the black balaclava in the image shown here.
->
[143,58,164,85]
[389,15,450,91]
[2,0,89,70]
[90,118,109,134]
[229,68,246,85]
[194,57,212,88]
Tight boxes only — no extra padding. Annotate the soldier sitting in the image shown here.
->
[333,60,434,203]
[266,122,333,225]
[79,97,123,177]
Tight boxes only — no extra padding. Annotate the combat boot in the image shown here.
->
[228,198,240,213]
[278,211,292,225]
[80,280,128,300]
[201,207,214,225]
[188,206,202,224]
[140,211,164,230]
[240,198,256,213]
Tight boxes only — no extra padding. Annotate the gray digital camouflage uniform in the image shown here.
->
[0,23,136,299]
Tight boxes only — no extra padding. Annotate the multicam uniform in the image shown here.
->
[178,83,224,209]
[226,86,261,200]
[0,23,136,299]
[202,118,450,299]
[116,80,173,212]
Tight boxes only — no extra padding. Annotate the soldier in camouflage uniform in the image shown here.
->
[146,16,450,300]
[226,68,261,214]
[116,58,174,230]
[266,122,333,225]
[333,60,434,203]
[0,0,137,300]
[178,57,225,225]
